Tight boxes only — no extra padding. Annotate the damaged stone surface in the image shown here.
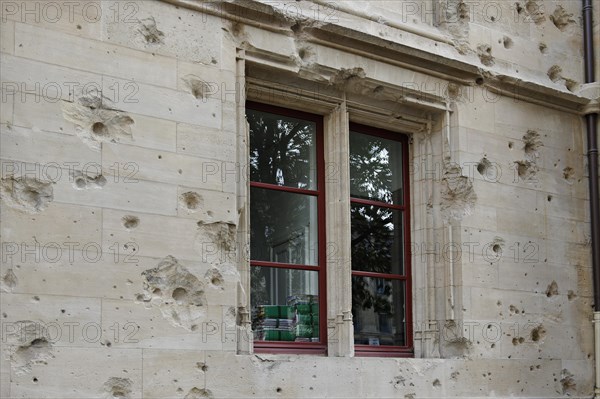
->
[440,165,477,223]
[185,387,213,399]
[61,95,134,151]
[182,75,214,100]
[72,172,107,190]
[0,268,18,292]
[5,321,54,375]
[137,256,207,331]
[0,176,53,213]
[137,17,164,45]
[102,377,133,399]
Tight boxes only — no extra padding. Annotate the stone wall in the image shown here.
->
[0,0,597,397]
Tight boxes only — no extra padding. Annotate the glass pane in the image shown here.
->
[248,109,317,190]
[251,267,320,342]
[351,203,404,275]
[250,187,318,266]
[350,131,403,204]
[352,276,406,346]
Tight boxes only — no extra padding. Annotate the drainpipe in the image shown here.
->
[582,0,600,397]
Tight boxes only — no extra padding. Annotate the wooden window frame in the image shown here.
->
[349,122,413,357]
[248,101,328,355]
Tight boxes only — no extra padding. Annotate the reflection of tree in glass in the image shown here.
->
[351,205,394,314]
[248,111,315,266]
[350,133,393,203]
[350,134,399,316]
[248,111,314,188]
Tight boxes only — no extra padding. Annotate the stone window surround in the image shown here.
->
[234,49,458,359]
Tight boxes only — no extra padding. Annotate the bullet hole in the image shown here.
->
[508,141,514,149]
[172,287,188,303]
[538,43,548,54]
[76,24,82,29]
[60,309,65,314]
[1,176,54,213]
[205,268,224,288]
[477,44,494,66]
[567,290,576,300]
[33,377,38,383]
[565,79,579,92]
[546,280,559,297]
[152,288,162,297]
[276,388,282,393]
[180,192,203,211]
[503,36,513,49]
[492,244,501,253]
[512,337,519,345]
[491,343,495,348]
[530,325,546,342]
[509,305,520,314]
[547,195,552,202]
[476,77,485,85]
[477,157,492,176]
[158,155,162,159]
[515,2,523,14]
[515,160,538,180]
[122,215,140,230]
[547,65,562,82]
[523,130,542,155]
[196,362,208,372]
[32,296,40,302]
[138,17,164,44]
[550,6,575,31]
[432,379,441,388]
[182,75,213,100]
[91,122,109,136]
[497,300,502,306]
[560,369,576,394]
[178,169,183,175]
[563,167,575,182]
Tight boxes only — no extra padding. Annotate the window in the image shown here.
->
[247,102,327,354]
[246,102,412,356]
[349,124,412,356]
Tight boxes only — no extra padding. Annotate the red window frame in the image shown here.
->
[247,101,327,355]
[349,123,413,357]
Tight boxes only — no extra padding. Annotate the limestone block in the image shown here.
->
[538,191,585,221]
[13,94,78,136]
[1,201,101,245]
[461,260,499,289]
[177,186,236,225]
[1,0,102,39]
[1,293,101,347]
[101,142,222,192]
[101,299,222,351]
[0,19,14,54]
[1,126,100,169]
[101,0,223,65]
[177,62,236,101]
[0,54,102,102]
[444,358,562,397]
[456,99,495,133]
[102,209,199,261]
[496,207,545,238]
[102,76,222,129]
[51,165,179,216]
[0,247,159,301]
[15,23,177,89]
[142,349,206,398]
[176,123,236,163]
[124,113,177,152]
[9,347,142,398]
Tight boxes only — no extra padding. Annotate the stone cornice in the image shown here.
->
[163,0,591,114]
